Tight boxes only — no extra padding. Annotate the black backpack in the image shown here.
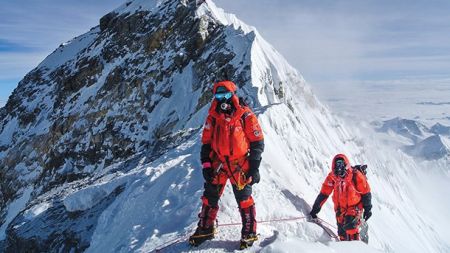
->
[353,164,368,176]
[352,164,368,187]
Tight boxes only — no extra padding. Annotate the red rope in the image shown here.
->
[153,216,308,252]
[218,215,308,227]
[318,217,338,230]
[153,216,339,252]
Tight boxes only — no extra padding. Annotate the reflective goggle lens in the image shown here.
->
[214,92,232,100]
[335,160,345,166]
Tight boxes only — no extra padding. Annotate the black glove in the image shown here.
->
[361,192,372,221]
[247,159,261,185]
[310,193,328,220]
[247,169,260,185]
[363,209,372,221]
[202,162,214,182]
[309,206,320,219]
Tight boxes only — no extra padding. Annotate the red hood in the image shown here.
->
[213,80,237,94]
[209,80,242,121]
[331,154,351,171]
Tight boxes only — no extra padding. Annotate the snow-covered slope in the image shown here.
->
[0,0,449,252]
[431,123,450,136]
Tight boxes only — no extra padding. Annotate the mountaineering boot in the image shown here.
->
[189,226,216,247]
[239,204,258,249]
[188,204,218,247]
[239,233,258,250]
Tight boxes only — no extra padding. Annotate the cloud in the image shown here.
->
[214,0,450,85]
[311,76,450,125]
[1,0,449,103]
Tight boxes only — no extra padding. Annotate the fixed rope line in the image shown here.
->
[318,217,338,230]
[153,215,337,252]
[218,215,308,227]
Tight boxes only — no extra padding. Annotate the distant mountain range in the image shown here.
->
[375,117,450,160]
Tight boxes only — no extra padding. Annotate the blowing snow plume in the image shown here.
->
[0,0,448,252]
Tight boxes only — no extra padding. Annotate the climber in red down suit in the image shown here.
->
[189,81,264,249]
[310,154,373,242]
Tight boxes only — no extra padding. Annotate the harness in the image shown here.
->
[209,106,252,190]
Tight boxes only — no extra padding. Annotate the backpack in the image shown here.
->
[353,164,368,176]
[352,164,368,187]
[239,96,255,109]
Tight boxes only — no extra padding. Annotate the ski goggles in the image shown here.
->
[334,160,346,170]
[214,92,233,100]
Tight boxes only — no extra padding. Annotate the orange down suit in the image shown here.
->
[313,154,372,240]
[200,81,264,207]
[320,166,371,213]
[197,81,264,237]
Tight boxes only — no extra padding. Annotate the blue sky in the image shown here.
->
[0,0,123,106]
[1,0,449,107]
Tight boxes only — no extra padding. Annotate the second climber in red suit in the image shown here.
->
[189,81,265,249]
[310,154,373,242]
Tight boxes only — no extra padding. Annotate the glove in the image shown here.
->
[202,162,214,182]
[247,159,261,185]
[310,193,328,220]
[363,209,372,221]
[309,206,320,219]
[247,169,260,185]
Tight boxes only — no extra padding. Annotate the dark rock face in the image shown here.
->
[0,0,255,251]
[5,185,125,253]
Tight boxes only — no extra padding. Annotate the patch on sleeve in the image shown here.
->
[253,130,260,137]
[326,178,334,187]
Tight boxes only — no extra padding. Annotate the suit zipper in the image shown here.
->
[229,125,234,156]
[216,125,221,157]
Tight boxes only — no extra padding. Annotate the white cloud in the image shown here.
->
[214,0,450,86]
[1,0,449,102]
